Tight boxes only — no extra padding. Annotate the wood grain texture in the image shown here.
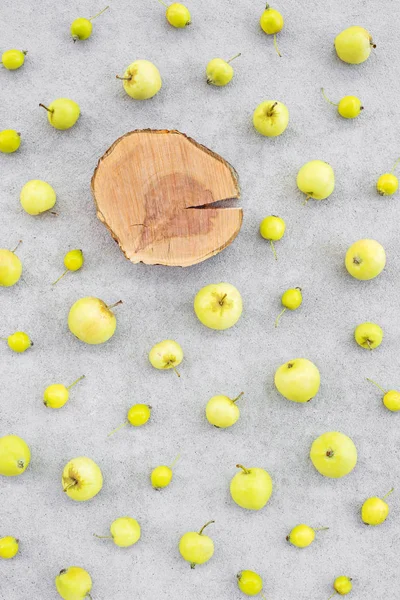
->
[91,129,242,267]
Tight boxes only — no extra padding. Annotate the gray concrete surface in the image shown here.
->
[1,0,400,598]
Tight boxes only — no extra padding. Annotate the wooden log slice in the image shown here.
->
[91,129,242,267]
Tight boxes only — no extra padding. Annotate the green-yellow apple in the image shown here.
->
[230,465,273,510]
[118,60,162,99]
[354,322,383,349]
[253,100,289,137]
[20,180,56,215]
[62,457,103,501]
[194,283,242,330]
[68,297,121,344]
[55,566,92,600]
[310,431,357,478]
[296,160,335,202]
[39,98,80,130]
[345,239,386,280]
[0,249,22,287]
[274,358,320,403]
[335,26,375,64]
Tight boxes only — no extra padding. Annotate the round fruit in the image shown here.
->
[274,358,320,403]
[179,521,215,568]
[310,432,357,478]
[0,129,21,153]
[2,49,26,70]
[117,60,162,100]
[345,239,386,280]
[0,435,30,476]
[297,160,335,202]
[20,180,56,215]
[0,248,22,287]
[0,537,19,559]
[253,100,289,137]
[237,569,264,596]
[354,322,383,350]
[335,26,374,64]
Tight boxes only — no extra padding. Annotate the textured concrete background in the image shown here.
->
[1,0,400,598]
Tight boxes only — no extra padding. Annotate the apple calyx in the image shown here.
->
[287,362,294,369]
[198,520,215,536]
[236,464,251,474]
[353,256,362,265]
[326,449,334,458]
[17,459,25,469]
[59,569,67,575]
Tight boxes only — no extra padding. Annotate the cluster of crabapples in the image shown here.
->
[1,2,397,599]
[1,277,397,598]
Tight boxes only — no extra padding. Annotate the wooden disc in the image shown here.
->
[91,129,242,267]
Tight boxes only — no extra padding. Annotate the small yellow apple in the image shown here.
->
[253,100,289,137]
[274,358,320,403]
[68,297,121,344]
[118,60,162,100]
[0,435,30,476]
[62,457,103,501]
[345,239,386,280]
[297,160,335,202]
[335,26,375,64]
[230,464,273,510]
[194,282,243,330]
[310,431,357,478]
[55,566,92,600]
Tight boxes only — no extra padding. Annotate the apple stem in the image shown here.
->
[198,520,215,536]
[366,340,373,351]
[11,240,22,253]
[116,75,132,81]
[93,533,112,539]
[266,101,278,117]
[383,487,394,499]
[39,103,54,114]
[273,34,282,57]
[157,0,169,6]
[232,392,244,403]
[303,195,311,205]
[328,593,337,600]
[391,157,400,174]
[236,464,250,474]
[270,240,278,260]
[22,50,28,55]
[321,88,338,107]
[313,526,329,532]
[170,362,181,378]
[366,378,387,394]
[219,293,227,306]
[107,300,123,310]
[52,270,68,285]
[170,453,181,468]
[67,375,85,390]
[227,52,241,64]
[87,594,93,600]
[275,307,287,328]
[90,5,110,21]
[108,421,128,437]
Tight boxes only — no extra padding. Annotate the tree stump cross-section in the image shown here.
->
[91,129,242,267]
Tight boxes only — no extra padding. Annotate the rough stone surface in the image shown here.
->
[1,1,399,599]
